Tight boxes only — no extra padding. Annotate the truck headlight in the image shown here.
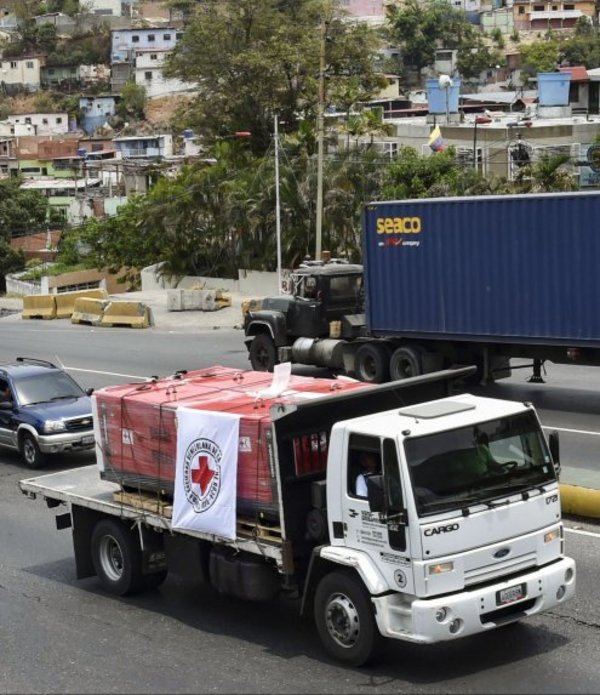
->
[428,561,454,575]
[44,420,66,433]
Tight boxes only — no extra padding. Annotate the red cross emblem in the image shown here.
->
[191,455,215,495]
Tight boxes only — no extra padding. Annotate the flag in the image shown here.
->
[428,125,444,152]
[172,408,241,540]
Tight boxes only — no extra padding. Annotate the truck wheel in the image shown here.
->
[314,570,381,667]
[389,346,423,381]
[91,519,144,596]
[249,334,278,372]
[19,432,46,469]
[355,344,390,383]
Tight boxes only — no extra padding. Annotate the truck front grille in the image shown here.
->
[464,551,537,586]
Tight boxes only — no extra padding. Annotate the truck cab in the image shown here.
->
[307,392,575,664]
[244,262,365,371]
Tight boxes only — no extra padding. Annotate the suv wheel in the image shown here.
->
[19,432,47,469]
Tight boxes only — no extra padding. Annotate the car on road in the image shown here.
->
[0,357,95,468]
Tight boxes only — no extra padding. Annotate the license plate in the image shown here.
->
[497,583,526,606]
[81,435,95,445]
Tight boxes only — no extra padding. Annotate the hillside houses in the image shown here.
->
[1,0,600,237]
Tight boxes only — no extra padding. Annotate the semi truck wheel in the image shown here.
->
[389,346,423,381]
[91,518,144,596]
[19,432,46,469]
[249,334,277,372]
[314,570,381,667]
[354,343,390,383]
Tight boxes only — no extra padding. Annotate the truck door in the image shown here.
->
[343,434,414,594]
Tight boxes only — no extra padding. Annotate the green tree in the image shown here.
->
[512,153,578,193]
[164,0,384,156]
[519,41,560,77]
[386,0,474,78]
[117,81,147,121]
[0,239,25,293]
[0,179,49,238]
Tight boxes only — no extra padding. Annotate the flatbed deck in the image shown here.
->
[19,465,284,563]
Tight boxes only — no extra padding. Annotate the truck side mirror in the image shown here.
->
[548,430,560,478]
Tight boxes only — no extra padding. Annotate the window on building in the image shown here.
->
[132,35,139,42]
[176,32,183,40]
[150,53,157,60]
[48,68,55,75]
[163,33,171,40]
[42,118,48,125]
[25,117,31,124]
[145,71,152,81]
[56,117,62,124]
[533,4,544,10]
[26,61,33,69]
[10,61,16,68]
[564,2,574,7]
[148,34,155,42]
[519,5,525,13]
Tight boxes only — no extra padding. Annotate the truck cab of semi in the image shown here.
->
[308,391,574,663]
[244,261,366,372]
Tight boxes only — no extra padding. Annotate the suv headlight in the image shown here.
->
[44,419,67,433]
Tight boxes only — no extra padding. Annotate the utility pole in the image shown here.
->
[274,114,282,295]
[315,10,327,263]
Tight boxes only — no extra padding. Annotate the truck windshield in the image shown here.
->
[404,411,557,517]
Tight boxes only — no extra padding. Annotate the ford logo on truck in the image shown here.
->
[424,523,459,536]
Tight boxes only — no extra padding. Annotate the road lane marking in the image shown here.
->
[64,366,149,381]
[565,527,600,538]
[542,426,600,437]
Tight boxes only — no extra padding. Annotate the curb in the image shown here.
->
[560,483,600,519]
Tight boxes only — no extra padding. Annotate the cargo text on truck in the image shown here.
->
[19,364,575,666]
[244,190,600,384]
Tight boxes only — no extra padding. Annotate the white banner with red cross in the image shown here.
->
[172,408,241,540]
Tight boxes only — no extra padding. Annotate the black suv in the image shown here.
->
[0,357,94,468]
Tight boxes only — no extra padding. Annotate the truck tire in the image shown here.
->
[249,333,278,372]
[91,518,144,596]
[354,343,390,383]
[314,570,381,667]
[389,346,423,381]
[19,432,46,469]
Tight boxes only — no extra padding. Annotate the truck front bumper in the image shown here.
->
[37,431,96,455]
[372,557,575,644]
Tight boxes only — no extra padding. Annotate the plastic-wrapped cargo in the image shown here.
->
[92,365,368,517]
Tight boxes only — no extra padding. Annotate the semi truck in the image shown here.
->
[244,190,600,383]
[19,364,575,666]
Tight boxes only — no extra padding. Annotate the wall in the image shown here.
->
[141,264,280,296]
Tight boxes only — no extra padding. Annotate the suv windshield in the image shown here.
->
[15,371,85,406]
[405,411,556,517]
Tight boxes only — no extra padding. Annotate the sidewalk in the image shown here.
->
[1,290,599,520]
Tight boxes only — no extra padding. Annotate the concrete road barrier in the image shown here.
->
[71,297,109,326]
[22,294,57,320]
[99,300,152,328]
[55,288,109,319]
[560,483,600,519]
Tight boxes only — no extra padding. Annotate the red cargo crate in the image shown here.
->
[93,365,369,517]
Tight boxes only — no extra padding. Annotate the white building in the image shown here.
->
[0,57,42,89]
[0,112,69,136]
[134,50,196,98]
